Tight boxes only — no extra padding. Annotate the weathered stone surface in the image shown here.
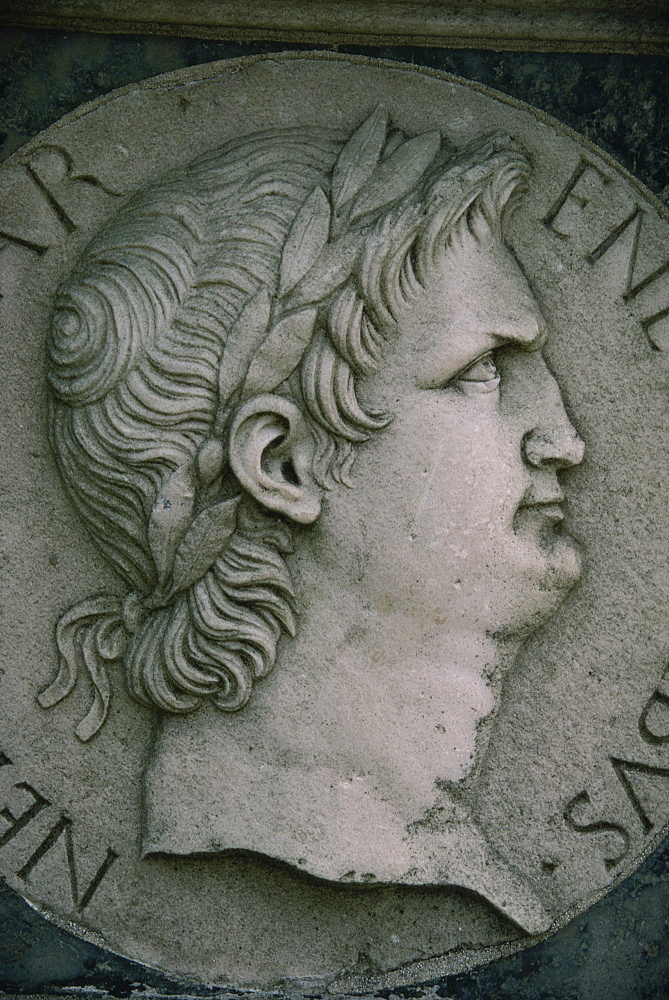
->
[1,0,668,54]
[1,52,669,990]
[2,33,667,208]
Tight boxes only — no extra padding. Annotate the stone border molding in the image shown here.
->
[1,0,668,55]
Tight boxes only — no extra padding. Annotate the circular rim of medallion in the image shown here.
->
[1,48,668,992]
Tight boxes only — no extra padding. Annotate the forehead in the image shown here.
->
[392,236,547,387]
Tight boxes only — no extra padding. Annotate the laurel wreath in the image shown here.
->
[39,115,529,741]
[142,108,441,608]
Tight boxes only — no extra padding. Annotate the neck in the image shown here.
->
[142,555,549,925]
[225,556,521,815]
[142,559,552,927]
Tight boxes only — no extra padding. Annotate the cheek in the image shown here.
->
[339,396,528,604]
[407,404,522,548]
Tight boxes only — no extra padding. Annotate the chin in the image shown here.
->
[493,528,583,641]
[539,523,583,590]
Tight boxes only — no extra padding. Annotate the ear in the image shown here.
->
[228,394,322,524]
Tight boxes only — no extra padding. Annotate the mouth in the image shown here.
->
[517,499,564,523]
[513,489,568,540]
[509,486,583,601]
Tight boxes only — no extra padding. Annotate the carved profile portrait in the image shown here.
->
[41,111,585,933]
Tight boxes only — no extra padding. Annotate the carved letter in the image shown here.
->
[0,752,11,767]
[0,231,49,257]
[542,158,610,239]
[609,756,669,834]
[624,256,669,351]
[624,256,669,303]
[639,689,669,746]
[0,145,125,263]
[24,145,124,237]
[586,204,669,349]
[563,790,630,870]
[587,204,645,296]
[0,782,50,847]
[25,147,76,235]
[619,231,669,349]
[16,813,119,911]
[639,306,669,349]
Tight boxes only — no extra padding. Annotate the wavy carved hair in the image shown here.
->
[44,123,530,738]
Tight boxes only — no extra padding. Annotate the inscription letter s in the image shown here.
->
[564,790,630,870]
[639,688,669,746]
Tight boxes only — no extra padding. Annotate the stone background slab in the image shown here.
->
[1,1,668,55]
[0,27,667,1000]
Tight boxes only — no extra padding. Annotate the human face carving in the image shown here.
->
[316,232,585,643]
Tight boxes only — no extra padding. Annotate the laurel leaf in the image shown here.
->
[282,230,364,312]
[241,307,317,398]
[170,496,241,596]
[279,187,331,297]
[348,131,441,224]
[148,460,197,588]
[218,288,272,406]
[382,128,405,159]
[331,106,388,214]
[196,437,226,485]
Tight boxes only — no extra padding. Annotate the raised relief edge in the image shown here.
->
[3,51,667,227]
[1,48,668,997]
[1,0,668,56]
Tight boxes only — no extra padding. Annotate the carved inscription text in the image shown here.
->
[0,752,118,912]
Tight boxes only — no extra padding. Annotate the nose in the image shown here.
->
[522,424,585,470]
[518,353,585,471]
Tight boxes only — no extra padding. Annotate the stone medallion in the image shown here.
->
[1,52,668,990]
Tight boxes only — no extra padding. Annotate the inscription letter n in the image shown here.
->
[17,814,118,911]
[587,205,669,349]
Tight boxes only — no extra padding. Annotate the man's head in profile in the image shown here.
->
[42,111,584,926]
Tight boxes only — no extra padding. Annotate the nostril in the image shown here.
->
[522,430,553,468]
[522,429,585,469]
[567,434,586,468]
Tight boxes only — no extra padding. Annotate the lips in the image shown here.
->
[518,483,564,507]
[518,499,564,522]
[514,487,566,530]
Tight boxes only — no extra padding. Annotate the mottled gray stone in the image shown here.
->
[0,41,668,1000]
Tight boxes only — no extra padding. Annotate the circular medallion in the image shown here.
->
[1,52,668,990]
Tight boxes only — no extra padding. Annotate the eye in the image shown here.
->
[453,352,501,394]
